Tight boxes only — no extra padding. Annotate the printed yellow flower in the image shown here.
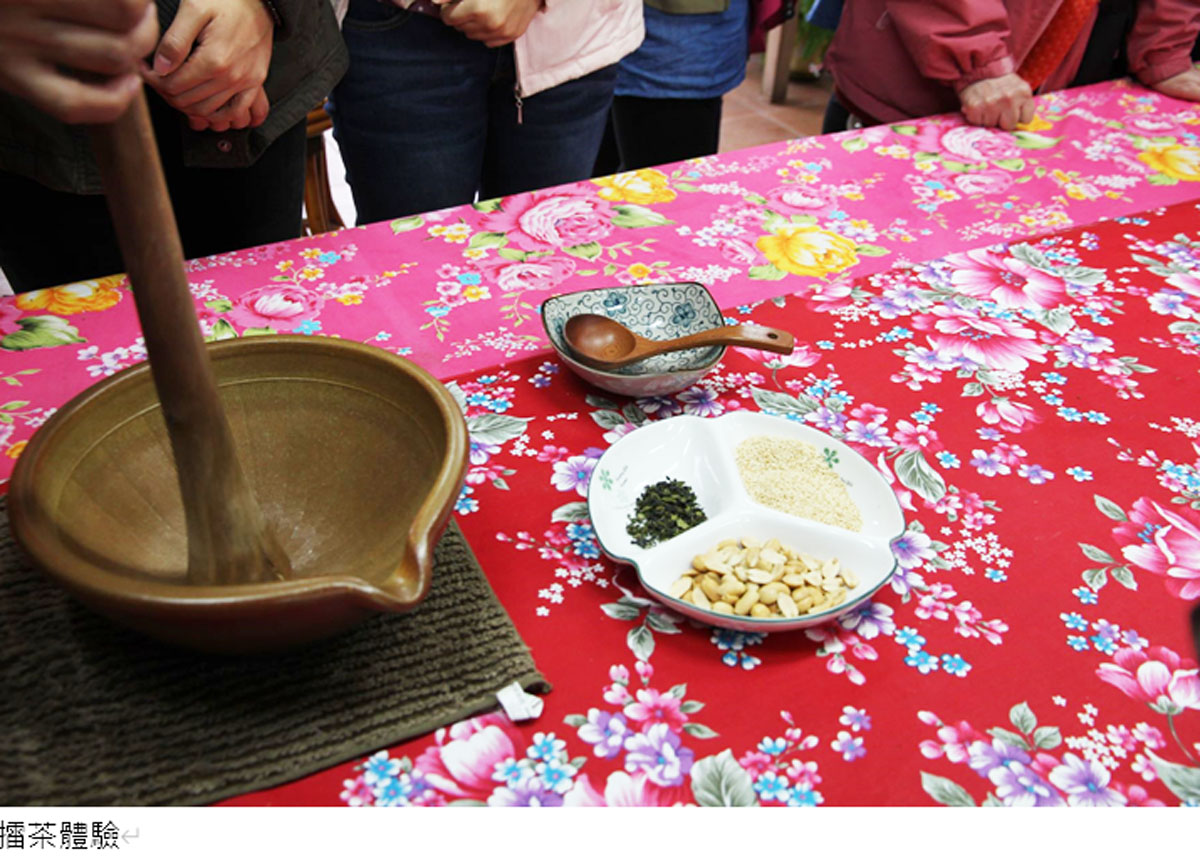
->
[336,294,363,305]
[1016,114,1053,132]
[756,225,859,278]
[301,248,323,259]
[844,191,864,200]
[298,266,324,281]
[6,441,26,460]
[1138,144,1200,182]
[277,259,294,272]
[592,168,677,205]
[464,248,487,259]
[15,278,122,315]
[625,262,653,280]
[463,285,490,302]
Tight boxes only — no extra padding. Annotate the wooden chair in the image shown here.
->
[303,104,344,236]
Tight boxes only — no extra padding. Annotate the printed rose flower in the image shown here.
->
[226,284,325,331]
[1138,144,1200,181]
[592,169,677,205]
[562,771,687,806]
[715,237,761,265]
[1165,271,1200,298]
[952,170,1013,196]
[480,187,615,251]
[912,309,1047,371]
[976,397,1040,433]
[939,126,1022,162]
[756,225,859,278]
[1096,645,1200,713]
[735,342,821,368]
[944,248,1069,309]
[414,713,524,800]
[1113,498,1200,600]
[1123,114,1181,136]
[477,256,576,294]
[15,277,123,315]
[763,185,831,213]
[622,688,687,731]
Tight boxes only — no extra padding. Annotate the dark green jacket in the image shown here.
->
[0,0,348,194]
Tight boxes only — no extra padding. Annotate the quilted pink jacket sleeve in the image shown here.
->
[1127,0,1200,86]
[884,0,1016,92]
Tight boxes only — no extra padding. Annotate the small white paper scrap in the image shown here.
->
[496,681,544,722]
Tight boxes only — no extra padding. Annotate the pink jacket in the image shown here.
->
[825,0,1200,124]
[515,0,645,97]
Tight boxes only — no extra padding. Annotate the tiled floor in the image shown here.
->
[0,57,830,294]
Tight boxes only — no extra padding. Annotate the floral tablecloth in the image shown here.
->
[2,78,1200,807]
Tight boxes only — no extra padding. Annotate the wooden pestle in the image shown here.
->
[87,92,292,585]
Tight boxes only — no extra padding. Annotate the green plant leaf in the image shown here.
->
[497,247,527,262]
[601,601,642,621]
[1032,726,1062,750]
[563,713,587,727]
[1148,753,1200,804]
[1079,543,1115,564]
[674,182,698,193]
[472,197,502,212]
[564,241,603,261]
[789,213,818,226]
[962,382,984,397]
[748,264,788,281]
[1,315,85,351]
[691,750,758,806]
[590,409,627,430]
[1082,567,1109,590]
[467,413,530,445]
[1110,565,1138,590]
[683,722,718,739]
[750,386,818,417]
[840,136,869,153]
[468,231,507,250]
[667,683,687,699]
[921,772,976,807]
[1094,495,1127,521]
[987,727,1030,750]
[611,205,672,229]
[646,611,681,634]
[894,449,947,503]
[390,215,425,233]
[627,623,655,661]
[993,158,1026,171]
[1009,701,1037,735]
[1012,131,1063,150]
[854,244,888,257]
[1147,173,1180,186]
[681,700,705,714]
[890,124,918,135]
[550,502,590,523]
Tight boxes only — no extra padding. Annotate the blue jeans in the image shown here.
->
[330,1,619,224]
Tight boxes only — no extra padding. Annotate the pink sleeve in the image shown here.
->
[885,0,1015,92]
[1127,0,1200,86]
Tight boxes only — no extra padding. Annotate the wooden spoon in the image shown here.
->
[563,313,794,371]
[87,91,292,585]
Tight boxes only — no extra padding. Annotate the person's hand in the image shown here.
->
[141,0,274,133]
[1151,66,1200,102]
[0,0,159,124]
[958,73,1036,131]
[434,0,543,48]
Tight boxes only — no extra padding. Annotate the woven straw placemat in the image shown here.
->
[0,502,548,806]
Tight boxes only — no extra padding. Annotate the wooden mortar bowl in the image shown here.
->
[7,336,468,653]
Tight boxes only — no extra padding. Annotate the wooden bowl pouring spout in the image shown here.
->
[7,337,469,653]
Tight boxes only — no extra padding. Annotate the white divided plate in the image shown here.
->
[587,411,905,632]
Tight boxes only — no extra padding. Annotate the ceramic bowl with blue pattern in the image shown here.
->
[541,282,725,397]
